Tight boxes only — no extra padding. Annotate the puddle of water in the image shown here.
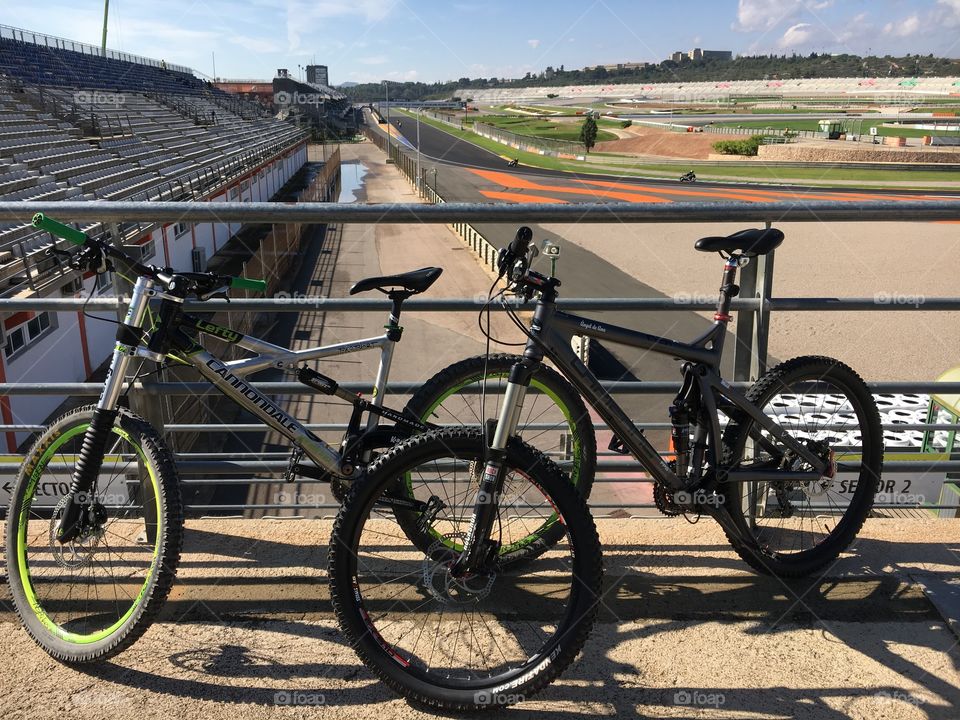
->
[338,161,369,203]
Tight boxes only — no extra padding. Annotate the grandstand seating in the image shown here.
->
[462,76,960,103]
[0,33,308,292]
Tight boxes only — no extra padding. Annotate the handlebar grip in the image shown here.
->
[230,276,267,292]
[508,226,533,257]
[32,213,88,246]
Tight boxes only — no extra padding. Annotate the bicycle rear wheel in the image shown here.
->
[720,356,883,577]
[6,405,182,661]
[328,428,602,710]
[401,354,596,559]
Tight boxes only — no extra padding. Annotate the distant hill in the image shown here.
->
[341,53,960,102]
[337,81,359,88]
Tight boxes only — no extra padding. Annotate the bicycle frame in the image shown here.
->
[521,301,829,493]
[97,275,405,479]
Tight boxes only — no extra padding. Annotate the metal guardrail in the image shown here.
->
[2,200,959,224]
[1,199,960,514]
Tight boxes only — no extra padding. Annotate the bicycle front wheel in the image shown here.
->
[329,428,602,710]
[6,405,182,662]
[720,356,883,577]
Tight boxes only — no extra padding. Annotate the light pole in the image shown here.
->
[416,106,422,196]
[383,81,392,151]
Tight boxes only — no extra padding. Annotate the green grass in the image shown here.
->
[396,109,956,189]
[464,114,618,143]
[907,108,960,115]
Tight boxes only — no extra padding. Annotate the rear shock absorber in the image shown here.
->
[670,403,690,482]
[55,408,119,543]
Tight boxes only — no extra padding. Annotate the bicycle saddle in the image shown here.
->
[694,228,784,257]
[349,267,443,295]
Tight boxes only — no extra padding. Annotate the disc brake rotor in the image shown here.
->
[49,496,104,569]
[421,532,495,607]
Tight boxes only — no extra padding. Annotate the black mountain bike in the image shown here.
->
[328,225,883,710]
[5,215,594,676]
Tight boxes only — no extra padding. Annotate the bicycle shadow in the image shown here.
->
[62,530,960,719]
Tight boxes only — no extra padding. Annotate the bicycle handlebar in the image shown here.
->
[32,212,267,295]
[508,225,533,258]
[32,213,88,246]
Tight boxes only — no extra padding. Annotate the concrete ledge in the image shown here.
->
[1,518,959,718]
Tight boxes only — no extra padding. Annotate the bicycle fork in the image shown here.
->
[56,277,156,543]
[450,361,532,576]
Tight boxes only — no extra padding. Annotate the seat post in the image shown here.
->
[714,255,741,324]
[385,291,412,342]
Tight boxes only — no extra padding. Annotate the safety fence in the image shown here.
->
[470,122,587,158]
[1,198,960,517]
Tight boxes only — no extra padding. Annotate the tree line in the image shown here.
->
[341,53,960,102]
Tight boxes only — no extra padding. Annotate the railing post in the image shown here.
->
[754,247,775,378]
[733,222,774,382]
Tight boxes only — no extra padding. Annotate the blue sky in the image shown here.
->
[6,1,960,83]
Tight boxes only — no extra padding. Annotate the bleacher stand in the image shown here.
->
[0,30,308,293]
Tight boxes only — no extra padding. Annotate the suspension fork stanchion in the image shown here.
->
[56,276,156,543]
[451,292,547,575]
[450,361,532,576]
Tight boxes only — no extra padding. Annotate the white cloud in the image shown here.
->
[936,0,960,26]
[778,22,813,47]
[527,39,541,49]
[733,0,800,32]
[358,55,389,65]
[732,0,837,33]
[286,0,396,52]
[883,14,921,37]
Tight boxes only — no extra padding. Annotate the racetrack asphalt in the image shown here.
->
[378,113,959,199]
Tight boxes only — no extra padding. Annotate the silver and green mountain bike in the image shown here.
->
[5,214,596,690]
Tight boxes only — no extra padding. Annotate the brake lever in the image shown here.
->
[74,247,112,274]
[45,246,73,260]
[197,286,231,302]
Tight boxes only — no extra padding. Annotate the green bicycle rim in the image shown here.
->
[410,372,581,553]
[16,423,162,644]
